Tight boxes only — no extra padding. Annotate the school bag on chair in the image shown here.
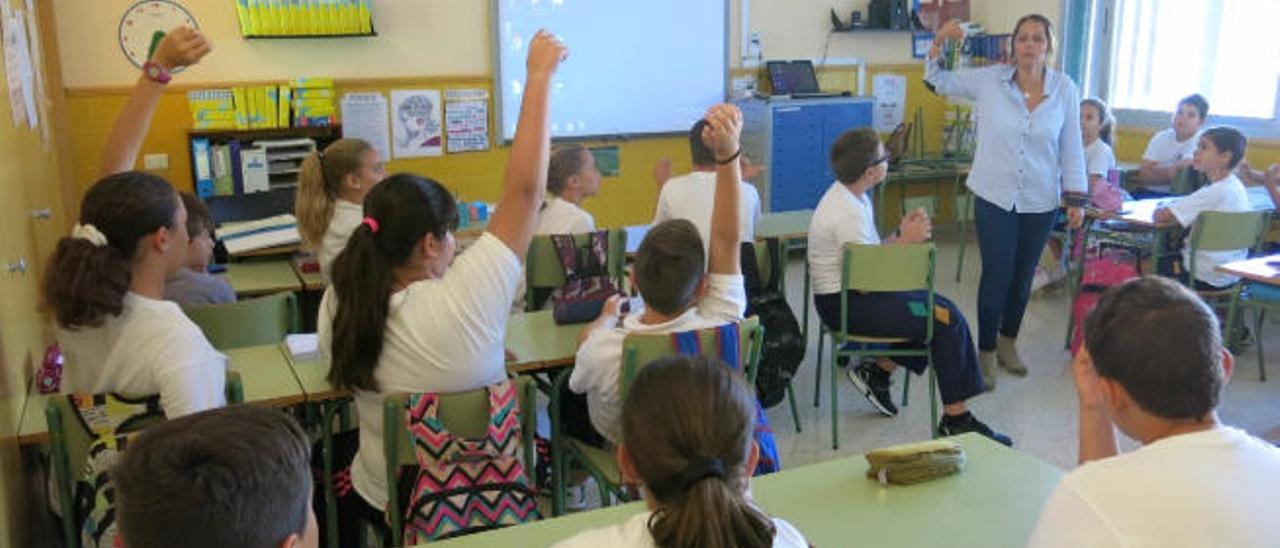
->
[1069,246,1140,354]
[401,379,539,543]
[741,239,805,409]
[549,231,622,325]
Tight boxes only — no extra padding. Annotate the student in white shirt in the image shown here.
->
[44,28,225,418]
[554,356,807,548]
[536,144,600,234]
[1028,277,1280,548]
[295,138,387,281]
[316,31,566,534]
[571,103,747,447]
[1153,126,1252,289]
[652,119,762,248]
[808,128,1009,445]
[1137,93,1209,192]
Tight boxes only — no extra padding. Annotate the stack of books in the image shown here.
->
[291,78,336,127]
[216,214,302,255]
[236,0,374,37]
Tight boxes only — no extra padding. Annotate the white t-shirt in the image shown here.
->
[58,292,227,417]
[318,199,363,282]
[1166,174,1252,287]
[1142,128,1200,167]
[317,233,523,510]
[653,171,762,249]
[1085,139,1116,179]
[570,274,746,445]
[553,510,808,548]
[808,182,881,296]
[535,196,596,235]
[1027,426,1280,548]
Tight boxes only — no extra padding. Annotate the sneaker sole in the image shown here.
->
[846,368,897,417]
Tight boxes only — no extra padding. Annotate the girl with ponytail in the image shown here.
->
[316,30,568,523]
[295,138,385,280]
[554,356,807,548]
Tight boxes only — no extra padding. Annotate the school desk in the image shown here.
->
[291,254,326,292]
[1217,254,1280,286]
[876,158,971,234]
[219,258,304,297]
[421,432,1063,548]
[15,344,304,445]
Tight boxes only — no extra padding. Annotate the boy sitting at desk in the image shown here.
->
[569,103,747,448]
[1136,94,1209,195]
[1028,276,1280,548]
[164,192,236,306]
[651,118,762,252]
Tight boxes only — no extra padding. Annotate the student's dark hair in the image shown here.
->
[547,144,589,196]
[1178,93,1210,120]
[688,119,717,168]
[1084,276,1224,420]
[634,219,705,315]
[114,405,312,548]
[296,138,373,250]
[328,174,458,392]
[830,127,882,184]
[623,355,775,548]
[1011,14,1055,56]
[42,172,179,329]
[1200,126,1247,170]
[179,191,213,239]
[1081,98,1115,146]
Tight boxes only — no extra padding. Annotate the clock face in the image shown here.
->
[118,0,198,70]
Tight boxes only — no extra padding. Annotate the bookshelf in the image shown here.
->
[188,126,342,224]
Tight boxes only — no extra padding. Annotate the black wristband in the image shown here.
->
[715,149,741,165]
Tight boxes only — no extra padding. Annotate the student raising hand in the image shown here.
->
[150,26,212,71]
[701,103,743,276]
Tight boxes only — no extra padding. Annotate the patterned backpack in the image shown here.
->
[669,324,781,475]
[402,379,539,543]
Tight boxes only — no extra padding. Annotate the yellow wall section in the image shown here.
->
[1114,127,1280,168]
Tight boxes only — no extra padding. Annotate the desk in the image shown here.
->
[15,344,304,445]
[756,209,813,241]
[291,255,326,292]
[424,433,1062,547]
[1217,255,1280,286]
[220,259,303,297]
[876,159,971,233]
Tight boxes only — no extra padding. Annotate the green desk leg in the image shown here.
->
[320,399,344,548]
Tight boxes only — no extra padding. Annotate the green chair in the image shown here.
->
[549,317,762,517]
[1238,282,1280,381]
[1170,166,1206,196]
[952,192,976,282]
[46,373,244,548]
[1187,210,1268,352]
[813,244,940,450]
[524,230,627,312]
[183,292,299,350]
[750,240,802,433]
[382,376,538,547]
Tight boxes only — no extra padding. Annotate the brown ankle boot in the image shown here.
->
[996,335,1028,376]
[979,350,997,391]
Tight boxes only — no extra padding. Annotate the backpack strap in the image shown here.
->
[549,234,580,281]
[740,241,764,294]
[763,237,782,291]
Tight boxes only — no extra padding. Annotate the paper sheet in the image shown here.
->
[873,73,907,134]
[390,89,443,158]
[2,9,36,129]
[340,92,391,162]
[444,88,490,153]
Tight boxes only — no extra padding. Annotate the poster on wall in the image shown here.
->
[390,89,443,158]
[340,92,391,163]
[444,88,489,153]
[872,73,906,134]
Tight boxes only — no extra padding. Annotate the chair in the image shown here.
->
[549,317,763,516]
[953,192,976,282]
[813,243,940,450]
[524,229,627,312]
[46,373,244,548]
[1188,211,1268,354]
[382,376,538,547]
[183,292,299,350]
[1238,282,1280,381]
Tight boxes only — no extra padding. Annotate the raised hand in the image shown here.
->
[652,157,672,188]
[700,103,743,161]
[526,30,568,77]
[150,26,211,71]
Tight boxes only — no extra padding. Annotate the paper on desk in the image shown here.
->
[340,93,391,163]
[285,333,320,359]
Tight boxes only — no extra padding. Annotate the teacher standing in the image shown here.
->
[925,15,1087,389]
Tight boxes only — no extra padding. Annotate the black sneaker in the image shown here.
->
[846,361,898,417]
[937,412,1013,446]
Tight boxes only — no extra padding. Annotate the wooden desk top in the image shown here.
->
[290,255,326,292]
[757,209,814,241]
[1216,254,1280,286]
[1090,186,1274,228]
[219,259,303,297]
[424,433,1063,547]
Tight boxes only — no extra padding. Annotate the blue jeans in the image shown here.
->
[973,196,1058,350]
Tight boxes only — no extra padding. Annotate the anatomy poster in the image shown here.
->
[391,89,443,158]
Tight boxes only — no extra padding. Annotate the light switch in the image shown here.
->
[143,153,169,170]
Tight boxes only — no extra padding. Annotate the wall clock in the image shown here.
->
[118,0,199,70]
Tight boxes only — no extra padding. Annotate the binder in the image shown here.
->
[228,140,245,195]
[191,138,215,198]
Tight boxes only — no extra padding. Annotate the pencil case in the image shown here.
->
[864,439,966,485]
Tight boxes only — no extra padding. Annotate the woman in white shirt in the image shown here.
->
[295,138,387,281]
[554,356,807,548]
[925,15,1088,387]
[317,31,566,533]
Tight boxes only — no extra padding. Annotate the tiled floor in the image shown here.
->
[765,230,1280,472]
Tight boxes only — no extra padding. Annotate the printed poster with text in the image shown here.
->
[445,88,490,153]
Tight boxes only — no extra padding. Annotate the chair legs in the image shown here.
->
[814,327,826,408]
[786,382,802,432]
[830,334,842,450]
[1256,308,1268,382]
[901,369,910,407]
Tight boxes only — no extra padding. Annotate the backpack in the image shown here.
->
[549,231,622,325]
[1070,246,1140,354]
[670,324,781,475]
[401,379,539,543]
[741,240,806,409]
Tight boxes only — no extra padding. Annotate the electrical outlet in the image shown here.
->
[143,153,169,170]
[747,30,763,59]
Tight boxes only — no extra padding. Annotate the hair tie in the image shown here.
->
[362,217,380,233]
[70,223,108,247]
[676,456,725,490]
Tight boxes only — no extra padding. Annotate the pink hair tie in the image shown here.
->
[362,217,380,233]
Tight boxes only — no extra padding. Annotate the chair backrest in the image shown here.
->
[900,195,939,219]
[1170,166,1205,196]
[525,229,627,311]
[953,193,975,222]
[383,376,538,545]
[842,243,936,293]
[620,316,763,390]
[1190,210,1268,253]
[183,292,298,350]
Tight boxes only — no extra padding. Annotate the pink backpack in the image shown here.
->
[1070,247,1140,354]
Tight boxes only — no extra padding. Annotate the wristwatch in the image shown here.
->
[142,61,172,84]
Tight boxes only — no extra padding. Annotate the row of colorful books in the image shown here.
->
[236,0,373,37]
[190,138,271,198]
[188,78,336,131]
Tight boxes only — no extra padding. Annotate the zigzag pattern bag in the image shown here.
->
[68,394,164,548]
[402,380,538,543]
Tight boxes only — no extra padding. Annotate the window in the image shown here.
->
[1085,0,1280,128]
